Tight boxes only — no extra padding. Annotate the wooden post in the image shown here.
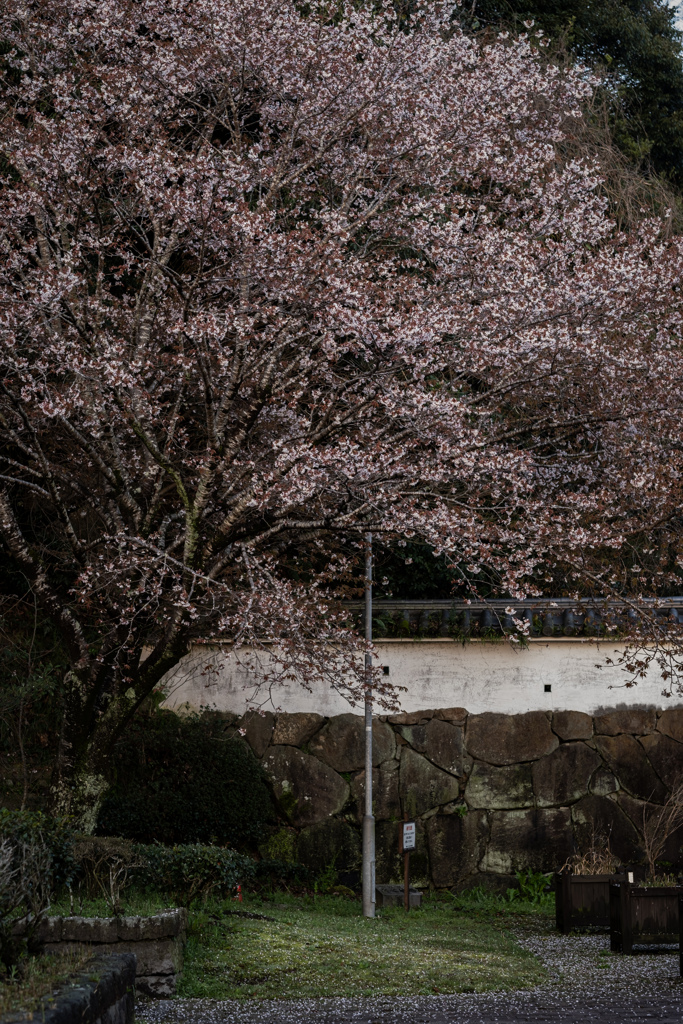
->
[404,843,410,912]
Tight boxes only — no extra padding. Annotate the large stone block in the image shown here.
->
[237,710,275,757]
[398,724,427,752]
[594,709,656,736]
[425,718,463,776]
[590,768,619,796]
[388,710,434,725]
[465,763,533,810]
[434,707,468,725]
[296,818,361,877]
[351,767,401,821]
[399,747,460,818]
[657,708,683,744]
[426,810,489,887]
[480,808,572,874]
[465,711,558,766]
[261,745,349,826]
[532,742,601,808]
[552,711,592,741]
[571,794,642,864]
[639,732,683,790]
[593,734,667,803]
[272,713,324,748]
[308,714,395,771]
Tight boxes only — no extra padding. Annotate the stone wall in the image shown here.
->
[34,910,186,997]
[0,953,136,1024]
[232,706,683,889]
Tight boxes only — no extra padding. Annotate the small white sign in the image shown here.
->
[403,821,416,851]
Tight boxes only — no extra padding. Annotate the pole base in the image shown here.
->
[362,813,376,918]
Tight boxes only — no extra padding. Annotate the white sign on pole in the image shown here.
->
[403,821,416,851]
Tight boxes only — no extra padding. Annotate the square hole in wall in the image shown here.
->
[382,666,390,675]
[544,684,552,692]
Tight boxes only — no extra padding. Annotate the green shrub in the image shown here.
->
[135,843,255,905]
[96,710,275,848]
[0,810,76,891]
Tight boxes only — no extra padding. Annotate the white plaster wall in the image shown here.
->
[160,639,683,716]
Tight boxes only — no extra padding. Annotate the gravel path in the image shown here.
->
[137,928,683,1024]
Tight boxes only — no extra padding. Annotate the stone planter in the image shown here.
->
[32,909,186,997]
[610,881,681,953]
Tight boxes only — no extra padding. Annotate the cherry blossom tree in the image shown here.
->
[1,0,683,825]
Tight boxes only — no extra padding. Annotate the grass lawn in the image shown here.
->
[179,891,550,999]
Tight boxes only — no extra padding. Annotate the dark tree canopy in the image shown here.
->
[467,0,683,184]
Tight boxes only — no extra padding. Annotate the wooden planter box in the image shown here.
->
[610,881,681,953]
[555,872,624,933]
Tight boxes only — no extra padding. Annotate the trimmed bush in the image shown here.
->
[96,710,275,848]
[135,843,254,904]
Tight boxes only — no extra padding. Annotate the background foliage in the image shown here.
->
[96,711,275,849]
[465,0,683,185]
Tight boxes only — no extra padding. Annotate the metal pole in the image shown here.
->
[362,532,375,918]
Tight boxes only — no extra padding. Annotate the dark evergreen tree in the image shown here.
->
[466,0,683,184]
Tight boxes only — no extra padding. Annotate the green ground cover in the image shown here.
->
[0,950,91,1017]
[179,892,550,999]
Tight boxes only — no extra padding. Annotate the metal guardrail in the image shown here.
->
[343,598,683,639]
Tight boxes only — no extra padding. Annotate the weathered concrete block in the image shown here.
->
[593,734,667,802]
[31,916,62,943]
[272,713,324,748]
[262,745,349,826]
[237,710,275,757]
[532,742,601,807]
[552,710,592,741]
[426,810,488,887]
[466,763,533,810]
[308,714,395,772]
[639,732,683,790]
[465,711,558,766]
[480,808,572,874]
[425,718,463,776]
[351,767,400,821]
[657,708,683,744]
[136,974,176,998]
[594,709,656,736]
[124,938,179,976]
[399,747,460,818]
[61,916,118,943]
[375,884,422,908]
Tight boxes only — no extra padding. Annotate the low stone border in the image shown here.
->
[34,909,186,997]
[1,952,135,1024]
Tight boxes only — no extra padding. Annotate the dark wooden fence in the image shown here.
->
[610,881,681,953]
[555,872,625,933]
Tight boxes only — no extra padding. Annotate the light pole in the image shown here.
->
[362,531,375,918]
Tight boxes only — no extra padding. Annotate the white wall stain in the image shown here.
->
[160,640,683,717]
